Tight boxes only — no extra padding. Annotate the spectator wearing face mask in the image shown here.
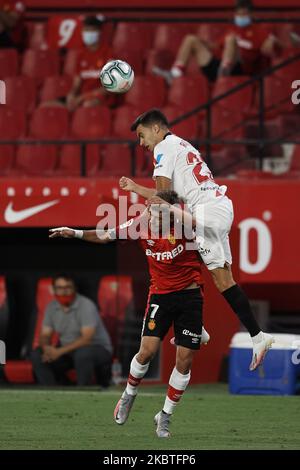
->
[43,15,114,111]
[30,274,113,387]
[153,0,281,83]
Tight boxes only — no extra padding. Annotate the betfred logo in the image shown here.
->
[0,80,6,104]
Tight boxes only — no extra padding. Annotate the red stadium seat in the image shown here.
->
[125,76,166,109]
[70,106,111,138]
[145,48,175,75]
[167,75,209,111]
[0,146,15,176]
[135,146,153,177]
[29,107,69,139]
[98,275,133,354]
[0,49,19,78]
[213,76,255,116]
[14,145,58,176]
[113,22,153,53]
[0,107,26,138]
[153,23,193,54]
[5,76,36,113]
[211,104,245,152]
[40,75,73,102]
[113,105,141,138]
[57,144,102,176]
[162,105,201,139]
[110,49,144,76]
[22,49,60,85]
[4,278,55,384]
[98,145,132,177]
[264,75,295,118]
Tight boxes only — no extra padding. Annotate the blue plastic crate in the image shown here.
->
[229,333,300,395]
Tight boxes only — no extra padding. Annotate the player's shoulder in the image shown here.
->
[155,133,181,154]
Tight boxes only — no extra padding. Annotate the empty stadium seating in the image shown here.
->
[98,275,133,354]
[0,49,19,78]
[70,106,111,138]
[113,22,154,54]
[162,105,200,139]
[29,107,69,139]
[0,146,15,176]
[22,49,60,85]
[13,145,58,176]
[168,75,209,111]
[57,144,102,176]
[124,76,167,109]
[40,75,73,102]
[4,77,37,113]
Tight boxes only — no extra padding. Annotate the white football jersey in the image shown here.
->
[153,134,224,212]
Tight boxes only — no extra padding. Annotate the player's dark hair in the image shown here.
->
[131,108,169,132]
[52,274,76,288]
[83,15,104,29]
[235,0,253,11]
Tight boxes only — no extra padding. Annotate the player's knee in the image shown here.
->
[184,34,198,45]
[176,352,193,374]
[224,33,237,46]
[136,348,154,364]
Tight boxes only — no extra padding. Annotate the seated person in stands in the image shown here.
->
[31,274,113,387]
[44,15,114,111]
[153,0,280,83]
[0,0,26,50]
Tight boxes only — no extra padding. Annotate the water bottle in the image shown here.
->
[112,357,122,385]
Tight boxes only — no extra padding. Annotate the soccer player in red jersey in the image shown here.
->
[49,190,209,438]
[153,0,280,83]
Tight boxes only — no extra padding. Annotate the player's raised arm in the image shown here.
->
[49,227,112,244]
[119,176,156,199]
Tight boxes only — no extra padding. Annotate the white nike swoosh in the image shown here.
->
[4,200,60,224]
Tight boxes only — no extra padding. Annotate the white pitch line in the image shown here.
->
[0,389,166,397]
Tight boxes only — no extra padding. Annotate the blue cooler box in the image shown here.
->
[229,333,300,395]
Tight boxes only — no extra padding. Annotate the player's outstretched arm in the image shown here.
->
[119,176,156,199]
[49,227,112,244]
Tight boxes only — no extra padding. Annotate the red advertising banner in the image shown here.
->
[0,177,298,283]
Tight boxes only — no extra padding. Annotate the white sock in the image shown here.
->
[252,331,264,344]
[163,367,191,415]
[126,354,149,396]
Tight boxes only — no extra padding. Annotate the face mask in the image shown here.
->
[55,294,75,307]
[234,15,252,28]
[82,31,100,46]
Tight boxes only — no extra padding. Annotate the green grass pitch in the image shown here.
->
[0,384,300,450]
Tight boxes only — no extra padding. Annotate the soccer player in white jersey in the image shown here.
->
[120,108,274,371]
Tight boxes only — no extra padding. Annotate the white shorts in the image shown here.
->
[194,195,234,270]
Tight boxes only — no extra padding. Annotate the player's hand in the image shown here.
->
[49,227,75,239]
[119,176,137,192]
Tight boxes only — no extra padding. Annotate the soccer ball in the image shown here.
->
[99,60,134,93]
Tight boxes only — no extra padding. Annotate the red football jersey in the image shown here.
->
[220,23,272,74]
[47,15,83,49]
[114,216,203,295]
[76,44,113,93]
